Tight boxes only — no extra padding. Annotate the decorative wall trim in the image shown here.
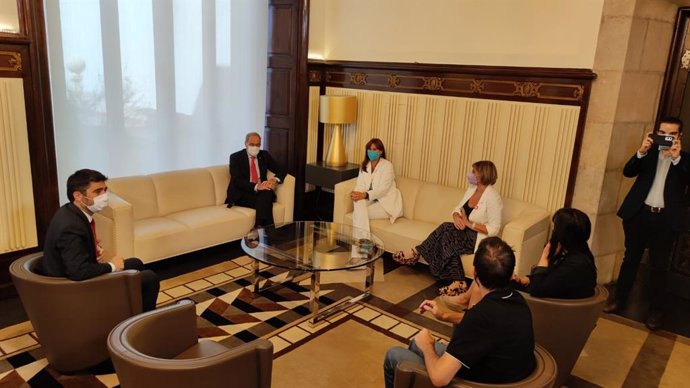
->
[308,60,595,106]
[0,50,23,76]
[308,60,596,207]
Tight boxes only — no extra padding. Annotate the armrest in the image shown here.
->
[274,174,295,223]
[333,177,357,224]
[501,208,550,276]
[394,360,434,388]
[94,191,134,259]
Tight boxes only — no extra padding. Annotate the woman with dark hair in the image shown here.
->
[513,208,597,299]
[393,161,503,296]
[350,138,403,236]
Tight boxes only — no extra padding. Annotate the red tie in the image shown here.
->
[90,220,98,255]
[250,156,259,184]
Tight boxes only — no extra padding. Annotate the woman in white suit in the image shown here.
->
[394,160,502,296]
[350,138,403,237]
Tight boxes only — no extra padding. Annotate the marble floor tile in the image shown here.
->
[659,340,690,387]
[371,265,436,304]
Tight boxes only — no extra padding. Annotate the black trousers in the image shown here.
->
[615,208,676,312]
[124,258,160,312]
[235,189,276,227]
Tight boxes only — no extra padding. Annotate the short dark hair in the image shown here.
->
[67,169,107,202]
[659,116,683,133]
[473,236,515,289]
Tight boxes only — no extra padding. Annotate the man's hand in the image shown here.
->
[537,242,552,267]
[110,256,125,271]
[257,179,277,191]
[419,299,444,320]
[639,132,653,154]
[414,329,436,353]
[96,245,105,262]
[664,137,682,160]
[350,191,367,201]
[512,273,530,286]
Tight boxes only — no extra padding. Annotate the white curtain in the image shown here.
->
[44,0,268,201]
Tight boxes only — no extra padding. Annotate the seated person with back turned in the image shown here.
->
[383,237,535,388]
[512,208,597,299]
[226,132,287,227]
[42,169,160,312]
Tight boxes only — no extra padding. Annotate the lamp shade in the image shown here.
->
[319,95,357,124]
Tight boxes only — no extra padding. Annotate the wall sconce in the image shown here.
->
[319,95,357,167]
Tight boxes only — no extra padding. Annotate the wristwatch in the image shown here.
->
[472,222,476,229]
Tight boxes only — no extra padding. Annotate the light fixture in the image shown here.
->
[319,95,357,167]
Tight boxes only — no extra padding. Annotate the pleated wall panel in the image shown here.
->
[0,78,37,253]
[311,87,580,215]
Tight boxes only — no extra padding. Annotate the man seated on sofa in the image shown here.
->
[42,169,160,312]
[225,131,287,227]
[383,237,535,388]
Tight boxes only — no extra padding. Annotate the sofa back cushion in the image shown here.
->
[396,177,423,219]
[152,168,216,216]
[502,198,529,224]
[413,181,466,225]
[206,165,230,206]
[108,176,159,220]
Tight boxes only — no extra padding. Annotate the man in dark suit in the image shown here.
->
[605,117,690,330]
[225,132,287,227]
[42,169,160,311]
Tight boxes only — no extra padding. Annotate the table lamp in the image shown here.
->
[319,95,357,167]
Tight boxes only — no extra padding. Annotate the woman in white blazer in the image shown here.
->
[350,138,403,237]
[394,160,503,296]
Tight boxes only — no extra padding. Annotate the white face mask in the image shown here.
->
[247,146,260,157]
[85,193,109,213]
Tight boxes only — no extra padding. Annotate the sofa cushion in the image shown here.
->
[396,177,422,220]
[207,165,230,206]
[152,169,216,216]
[412,182,465,225]
[108,176,158,220]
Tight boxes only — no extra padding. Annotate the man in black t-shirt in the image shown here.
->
[383,237,535,388]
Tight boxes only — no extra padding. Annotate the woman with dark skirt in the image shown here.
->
[393,160,503,296]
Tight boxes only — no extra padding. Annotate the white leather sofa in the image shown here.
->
[334,176,550,277]
[95,165,294,264]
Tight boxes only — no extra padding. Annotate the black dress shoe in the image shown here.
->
[645,311,663,331]
[603,301,619,314]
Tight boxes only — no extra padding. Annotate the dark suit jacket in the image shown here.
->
[225,148,287,206]
[42,203,112,281]
[617,147,690,232]
[527,252,597,299]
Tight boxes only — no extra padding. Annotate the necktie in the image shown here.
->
[90,220,98,255]
[250,156,259,184]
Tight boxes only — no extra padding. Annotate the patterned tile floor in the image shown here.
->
[1,256,690,387]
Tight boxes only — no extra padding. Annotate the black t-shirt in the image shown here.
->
[445,289,536,384]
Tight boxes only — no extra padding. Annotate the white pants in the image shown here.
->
[352,199,390,235]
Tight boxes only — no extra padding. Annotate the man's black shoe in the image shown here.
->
[645,311,663,331]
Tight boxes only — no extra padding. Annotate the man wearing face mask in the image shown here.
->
[225,132,287,227]
[42,169,160,311]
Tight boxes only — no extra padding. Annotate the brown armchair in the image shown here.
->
[107,299,273,388]
[9,252,142,372]
[394,344,556,388]
[521,285,608,388]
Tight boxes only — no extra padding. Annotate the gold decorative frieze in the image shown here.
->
[308,70,322,83]
[0,51,22,72]
[351,72,367,85]
[422,77,443,90]
[515,82,540,97]
[388,75,400,88]
[469,80,484,93]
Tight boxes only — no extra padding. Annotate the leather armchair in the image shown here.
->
[9,252,142,372]
[394,344,556,388]
[521,285,608,388]
[108,299,273,388]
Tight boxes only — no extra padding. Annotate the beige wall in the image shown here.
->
[309,0,604,68]
[0,0,19,33]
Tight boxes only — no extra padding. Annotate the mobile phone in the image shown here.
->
[651,134,674,149]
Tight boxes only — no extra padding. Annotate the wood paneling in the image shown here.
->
[265,0,309,218]
[308,60,595,206]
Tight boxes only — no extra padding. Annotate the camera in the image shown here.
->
[651,134,674,149]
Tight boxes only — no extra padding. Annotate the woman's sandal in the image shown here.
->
[438,280,468,297]
[392,248,420,265]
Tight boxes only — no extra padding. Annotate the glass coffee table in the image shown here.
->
[241,221,384,324]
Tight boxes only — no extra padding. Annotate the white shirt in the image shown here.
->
[246,150,280,191]
[639,151,681,208]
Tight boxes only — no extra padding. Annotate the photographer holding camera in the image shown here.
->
[605,117,690,330]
